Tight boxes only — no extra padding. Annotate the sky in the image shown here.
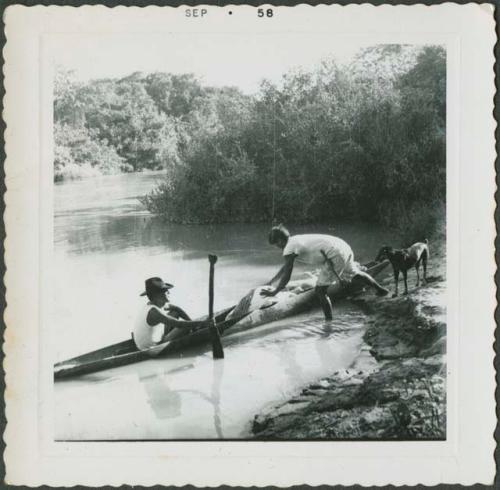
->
[53,33,386,94]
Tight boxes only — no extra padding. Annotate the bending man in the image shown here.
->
[261,225,389,320]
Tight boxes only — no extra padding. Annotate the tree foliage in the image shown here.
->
[54,45,446,236]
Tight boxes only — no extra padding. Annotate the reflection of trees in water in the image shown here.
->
[60,214,151,255]
[138,360,225,438]
[59,196,396,270]
[140,220,271,258]
[61,215,274,258]
[69,215,390,266]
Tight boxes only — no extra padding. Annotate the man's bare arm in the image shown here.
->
[167,304,191,321]
[261,255,296,296]
[266,263,286,286]
[147,308,207,330]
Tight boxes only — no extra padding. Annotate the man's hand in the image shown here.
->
[166,305,179,315]
[260,287,277,297]
[167,304,191,320]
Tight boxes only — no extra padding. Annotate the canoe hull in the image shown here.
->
[54,260,388,380]
[53,308,239,380]
[228,259,389,330]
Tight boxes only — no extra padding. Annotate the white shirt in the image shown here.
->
[283,234,353,266]
[133,303,166,351]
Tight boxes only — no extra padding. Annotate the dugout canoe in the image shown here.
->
[54,260,388,380]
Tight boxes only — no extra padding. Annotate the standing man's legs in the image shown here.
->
[316,263,335,320]
[354,271,389,296]
[315,285,333,320]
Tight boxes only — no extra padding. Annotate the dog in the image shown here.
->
[375,240,429,297]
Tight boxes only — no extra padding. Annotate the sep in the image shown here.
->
[185,9,208,17]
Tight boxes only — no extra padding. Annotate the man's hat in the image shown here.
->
[140,277,174,297]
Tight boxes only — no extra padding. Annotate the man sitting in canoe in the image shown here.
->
[133,277,211,354]
[261,225,389,320]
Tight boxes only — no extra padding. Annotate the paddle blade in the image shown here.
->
[210,322,224,359]
[208,253,224,359]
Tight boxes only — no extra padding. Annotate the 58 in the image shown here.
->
[257,8,274,17]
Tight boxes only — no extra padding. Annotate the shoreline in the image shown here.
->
[251,240,446,440]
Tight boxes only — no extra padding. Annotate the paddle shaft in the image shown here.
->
[209,258,215,319]
[208,254,224,359]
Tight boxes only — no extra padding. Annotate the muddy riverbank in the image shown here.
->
[252,241,446,440]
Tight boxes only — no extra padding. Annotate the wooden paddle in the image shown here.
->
[208,254,224,359]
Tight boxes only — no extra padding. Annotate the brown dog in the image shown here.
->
[375,240,429,297]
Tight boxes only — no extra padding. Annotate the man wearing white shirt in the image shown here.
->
[261,225,389,319]
[133,277,211,354]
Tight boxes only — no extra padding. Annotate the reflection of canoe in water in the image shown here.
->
[54,260,388,380]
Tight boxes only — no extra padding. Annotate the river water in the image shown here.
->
[53,171,394,440]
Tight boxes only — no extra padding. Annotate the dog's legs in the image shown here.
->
[415,260,420,287]
[422,252,428,284]
[393,269,399,298]
[403,269,408,295]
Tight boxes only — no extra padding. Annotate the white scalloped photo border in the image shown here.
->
[2,3,496,486]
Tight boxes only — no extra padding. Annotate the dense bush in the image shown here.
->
[54,123,130,181]
[55,45,446,235]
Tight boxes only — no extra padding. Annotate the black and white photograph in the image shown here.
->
[3,3,495,486]
[52,34,447,441]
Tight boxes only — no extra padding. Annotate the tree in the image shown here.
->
[55,45,446,238]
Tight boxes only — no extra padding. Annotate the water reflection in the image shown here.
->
[138,359,225,438]
[141,373,183,420]
[314,321,338,370]
[55,312,370,440]
[55,171,395,261]
[211,360,224,438]
[278,342,305,387]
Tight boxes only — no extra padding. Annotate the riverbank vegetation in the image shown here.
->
[54,45,445,239]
